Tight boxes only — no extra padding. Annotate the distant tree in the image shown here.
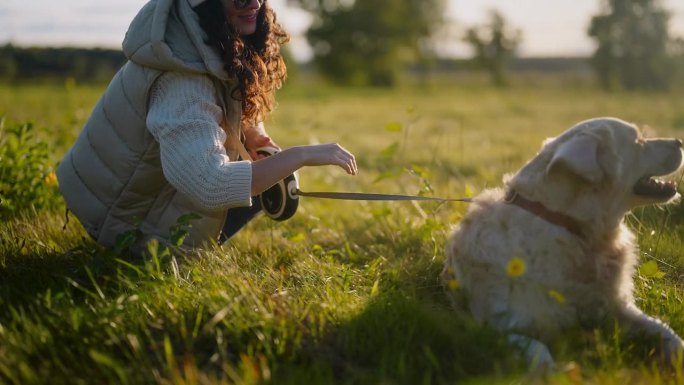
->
[671,37,684,86]
[464,10,522,87]
[588,0,675,90]
[280,47,299,82]
[290,0,446,87]
[0,45,17,80]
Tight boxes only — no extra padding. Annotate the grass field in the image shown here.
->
[1,74,684,384]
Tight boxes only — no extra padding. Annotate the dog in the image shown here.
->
[443,117,684,369]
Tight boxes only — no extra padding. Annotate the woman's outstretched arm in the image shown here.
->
[250,143,357,195]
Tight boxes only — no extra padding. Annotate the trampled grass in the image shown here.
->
[1,74,684,384]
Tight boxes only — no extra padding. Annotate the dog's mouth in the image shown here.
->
[633,176,678,199]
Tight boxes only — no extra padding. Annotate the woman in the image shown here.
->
[57,0,357,254]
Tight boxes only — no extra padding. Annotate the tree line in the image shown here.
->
[294,0,684,90]
[1,0,683,90]
[0,45,126,83]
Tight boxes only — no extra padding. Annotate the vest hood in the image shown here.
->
[122,0,231,80]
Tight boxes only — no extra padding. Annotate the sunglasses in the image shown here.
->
[233,0,264,9]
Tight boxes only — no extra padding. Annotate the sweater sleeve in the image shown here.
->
[146,72,252,210]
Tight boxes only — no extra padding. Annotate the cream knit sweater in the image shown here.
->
[147,71,254,210]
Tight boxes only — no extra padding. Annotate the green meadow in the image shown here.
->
[1,74,684,384]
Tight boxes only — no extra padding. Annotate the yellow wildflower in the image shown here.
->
[506,256,526,278]
[44,172,58,186]
[548,289,566,304]
[447,279,460,290]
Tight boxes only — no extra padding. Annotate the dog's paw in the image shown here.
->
[507,334,557,372]
[526,340,556,372]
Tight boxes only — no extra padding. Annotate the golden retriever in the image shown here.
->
[443,117,684,369]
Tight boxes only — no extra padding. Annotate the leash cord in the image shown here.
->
[294,189,472,203]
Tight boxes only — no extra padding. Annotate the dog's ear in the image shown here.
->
[546,134,603,183]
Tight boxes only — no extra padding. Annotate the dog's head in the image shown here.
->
[508,117,683,225]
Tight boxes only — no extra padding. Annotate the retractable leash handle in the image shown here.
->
[256,147,300,221]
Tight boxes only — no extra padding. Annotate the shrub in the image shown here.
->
[0,119,62,218]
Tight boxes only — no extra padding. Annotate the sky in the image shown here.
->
[1,0,684,61]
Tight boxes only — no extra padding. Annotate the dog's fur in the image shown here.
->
[443,117,684,369]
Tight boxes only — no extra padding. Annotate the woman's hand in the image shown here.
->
[296,143,357,175]
[243,123,279,160]
[250,143,357,195]
[245,134,278,160]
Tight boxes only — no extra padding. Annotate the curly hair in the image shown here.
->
[192,0,289,126]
